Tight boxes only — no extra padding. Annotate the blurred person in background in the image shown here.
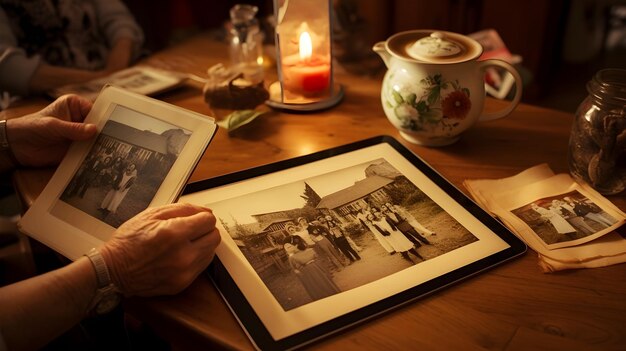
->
[0,0,144,98]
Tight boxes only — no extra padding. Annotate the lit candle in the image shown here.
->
[282,30,331,95]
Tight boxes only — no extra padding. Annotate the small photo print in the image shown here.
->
[209,158,478,311]
[60,105,191,228]
[511,190,618,248]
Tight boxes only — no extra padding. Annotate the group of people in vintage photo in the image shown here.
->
[281,202,436,301]
[63,145,138,219]
[530,196,616,239]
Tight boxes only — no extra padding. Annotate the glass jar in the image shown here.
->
[227,4,264,84]
[568,68,626,195]
[204,4,269,121]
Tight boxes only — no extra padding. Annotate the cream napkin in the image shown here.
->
[464,164,626,272]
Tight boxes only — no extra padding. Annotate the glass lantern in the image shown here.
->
[267,0,343,111]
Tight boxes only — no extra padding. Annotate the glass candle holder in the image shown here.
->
[267,0,343,111]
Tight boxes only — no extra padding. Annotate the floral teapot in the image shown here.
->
[373,30,522,146]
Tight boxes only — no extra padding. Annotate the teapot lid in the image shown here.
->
[408,32,463,60]
[386,30,482,64]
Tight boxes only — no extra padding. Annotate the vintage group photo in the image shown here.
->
[210,158,479,311]
[511,190,618,247]
[60,107,191,228]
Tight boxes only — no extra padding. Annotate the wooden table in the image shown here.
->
[5,33,626,351]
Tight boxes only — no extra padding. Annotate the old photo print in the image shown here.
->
[511,190,618,248]
[209,158,478,311]
[60,105,191,228]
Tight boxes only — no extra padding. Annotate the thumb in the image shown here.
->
[53,120,97,141]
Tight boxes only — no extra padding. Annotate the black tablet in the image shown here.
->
[181,135,526,350]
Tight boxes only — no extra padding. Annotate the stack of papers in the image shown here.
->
[49,66,187,101]
[464,164,626,272]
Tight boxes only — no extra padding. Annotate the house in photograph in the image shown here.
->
[95,120,190,171]
[316,175,395,223]
[314,160,414,223]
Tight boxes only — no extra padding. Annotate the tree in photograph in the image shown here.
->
[386,176,425,205]
[219,217,231,233]
[301,182,322,208]
[230,214,254,238]
[298,205,321,222]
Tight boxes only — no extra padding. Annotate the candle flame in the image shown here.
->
[299,31,312,62]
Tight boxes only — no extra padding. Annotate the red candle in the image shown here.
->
[282,31,330,95]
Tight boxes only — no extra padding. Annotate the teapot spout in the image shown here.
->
[373,41,391,68]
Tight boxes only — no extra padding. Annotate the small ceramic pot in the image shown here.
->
[373,30,523,146]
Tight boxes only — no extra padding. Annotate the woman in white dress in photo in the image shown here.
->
[287,223,315,247]
[369,209,423,263]
[99,163,137,215]
[385,202,435,237]
[295,217,316,246]
[531,203,576,235]
[360,209,395,254]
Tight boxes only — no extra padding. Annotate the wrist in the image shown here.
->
[85,248,122,315]
[99,244,126,296]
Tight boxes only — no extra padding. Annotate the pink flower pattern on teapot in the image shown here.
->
[386,73,473,133]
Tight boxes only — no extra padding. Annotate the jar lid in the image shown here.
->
[385,30,482,64]
[407,32,463,60]
[588,68,626,107]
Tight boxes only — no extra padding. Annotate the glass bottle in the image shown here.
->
[204,5,268,121]
[228,4,264,84]
[568,68,626,195]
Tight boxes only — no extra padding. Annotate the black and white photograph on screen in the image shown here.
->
[209,158,479,311]
[60,105,191,228]
[511,190,618,247]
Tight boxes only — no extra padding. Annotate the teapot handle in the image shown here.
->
[478,59,523,122]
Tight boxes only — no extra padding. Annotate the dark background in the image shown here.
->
[124,0,626,113]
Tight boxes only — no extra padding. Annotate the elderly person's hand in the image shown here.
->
[6,94,97,167]
[101,203,221,296]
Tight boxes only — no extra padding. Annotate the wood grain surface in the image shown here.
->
[6,33,625,351]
